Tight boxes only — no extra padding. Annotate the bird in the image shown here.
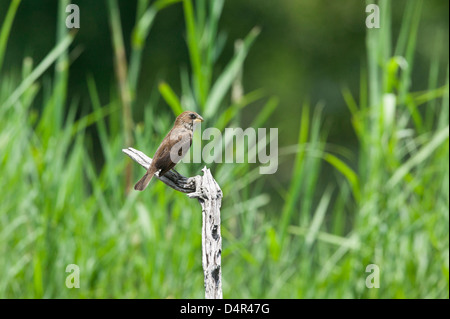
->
[134,111,204,191]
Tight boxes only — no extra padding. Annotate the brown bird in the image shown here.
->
[134,111,204,191]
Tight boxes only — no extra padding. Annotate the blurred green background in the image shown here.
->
[0,0,448,298]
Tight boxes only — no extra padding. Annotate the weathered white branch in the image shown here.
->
[122,147,223,299]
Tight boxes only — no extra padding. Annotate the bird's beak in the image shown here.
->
[194,116,204,123]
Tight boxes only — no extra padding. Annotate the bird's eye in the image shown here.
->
[189,113,196,119]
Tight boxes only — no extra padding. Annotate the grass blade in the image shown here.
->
[158,81,183,115]
[204,27,260,119]
[0,0,21,73]
[2,33,73,109]
[387,125,449,188]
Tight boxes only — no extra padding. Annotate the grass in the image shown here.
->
[0,0,448,298]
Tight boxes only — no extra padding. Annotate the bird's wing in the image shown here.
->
[153,130,192,177]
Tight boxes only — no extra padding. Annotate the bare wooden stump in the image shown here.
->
[122,147,223,299]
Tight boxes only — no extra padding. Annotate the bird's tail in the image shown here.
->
[134,170,155,191]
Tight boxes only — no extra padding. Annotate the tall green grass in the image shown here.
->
[0,0,448,298]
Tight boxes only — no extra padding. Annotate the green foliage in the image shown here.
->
[0,0,448,298]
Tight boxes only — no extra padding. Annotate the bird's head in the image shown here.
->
[175,111,204,130]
